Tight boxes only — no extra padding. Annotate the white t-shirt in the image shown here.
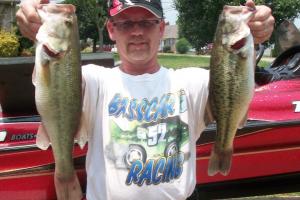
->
[82,65,210,200]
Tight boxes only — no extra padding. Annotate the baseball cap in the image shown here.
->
[108,0,164,18]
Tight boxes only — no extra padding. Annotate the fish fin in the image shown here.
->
[32,65,37,86]
[36,124,51,150]
[54,171,83,200]
[208,147,233,176]
[204,96,215,126]
[238,113,248,129]
[75,113,88,149]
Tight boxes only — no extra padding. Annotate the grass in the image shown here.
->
[113,53,272,69]
[158,53,211,69]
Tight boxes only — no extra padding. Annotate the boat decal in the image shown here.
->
[0,155,85,179]
[197,145,300,160]
[10,133,36,141]
[197,120,300,145]
[0,144,38,152]
[0,115,41,123]
[0,130,7,142]
[292,101,300,112]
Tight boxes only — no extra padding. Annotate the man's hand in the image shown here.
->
[16,0,75,41]
[245,0,275,44]
[16,0,49,41]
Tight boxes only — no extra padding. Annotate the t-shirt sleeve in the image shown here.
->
[178,67,211,140]
[82,64,102,139]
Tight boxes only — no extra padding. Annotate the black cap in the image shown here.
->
[108,0,163,18]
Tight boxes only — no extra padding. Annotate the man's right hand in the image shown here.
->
[16,0,49,41]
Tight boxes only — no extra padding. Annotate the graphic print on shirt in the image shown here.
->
[105,89,190,186]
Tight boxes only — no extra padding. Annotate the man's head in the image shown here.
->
[107,0,164,19]
[106,0,165,74]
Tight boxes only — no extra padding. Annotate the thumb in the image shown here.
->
[245,0,256,9]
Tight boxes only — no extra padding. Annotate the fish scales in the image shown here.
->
[208,5,255,176]
[34,4,84,200]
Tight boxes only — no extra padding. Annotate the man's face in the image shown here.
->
[107,7,165,67]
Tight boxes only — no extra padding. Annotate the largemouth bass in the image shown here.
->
[208,6,255,176]
[34,4,86,200]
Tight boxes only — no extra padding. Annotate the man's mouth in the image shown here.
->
[129,42,147,48]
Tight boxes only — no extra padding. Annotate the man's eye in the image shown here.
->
[141,21,152,27]
[122,21,133,28]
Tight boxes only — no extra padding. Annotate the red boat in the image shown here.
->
[0,51,300,200]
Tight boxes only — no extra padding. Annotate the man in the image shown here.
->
[16,0,274,199]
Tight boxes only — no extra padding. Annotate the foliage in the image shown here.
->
[16,29,34,50]
[63,0,112,52]
[174,0,224,52]
[174,0,300,51]
[13,25,35,56]
[19,46,35,57]
[176,38,190,54]
[163,45,172,53]
[255,0,300,27]
[0,30,20,57]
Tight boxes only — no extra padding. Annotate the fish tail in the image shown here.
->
[208,146,233,176]
[54,170,83,200]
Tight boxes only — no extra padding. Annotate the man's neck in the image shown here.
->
[120,60,160,75]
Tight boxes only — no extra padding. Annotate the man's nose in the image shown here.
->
[130,22,144,35]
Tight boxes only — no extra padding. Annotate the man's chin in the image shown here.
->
[127,53,150,62]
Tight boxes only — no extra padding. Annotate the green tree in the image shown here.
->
[174,0,300,51]
[176,38,190,54]
[63,0,111,52]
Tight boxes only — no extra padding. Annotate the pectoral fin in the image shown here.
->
[32,66,37,86]
[36,123,51,150]
[75,113,88,149]
[238,112,248,129]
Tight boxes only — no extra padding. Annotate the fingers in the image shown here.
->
[16,2,42,41]
[22,2,42,23]
[16,0,45,41]
[40,4,76,14]
[16,0,75,41]
[247,5,275,44]
[245,0,255,10]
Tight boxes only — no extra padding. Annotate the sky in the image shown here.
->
[161,0,178,25]
[295,18,300,28]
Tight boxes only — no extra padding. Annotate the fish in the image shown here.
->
[208,5,255,176]
[33,4,87,200]
[276,19,300,54]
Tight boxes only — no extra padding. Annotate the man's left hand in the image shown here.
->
[245,0,275,44]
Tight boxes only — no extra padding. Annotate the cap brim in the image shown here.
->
[110,4,163,18]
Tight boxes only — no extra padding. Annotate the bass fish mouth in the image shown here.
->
[231,37,247,50]
[43,44,66,58]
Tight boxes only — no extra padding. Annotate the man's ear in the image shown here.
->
[106,19,116,41]
[159,20,166,39]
